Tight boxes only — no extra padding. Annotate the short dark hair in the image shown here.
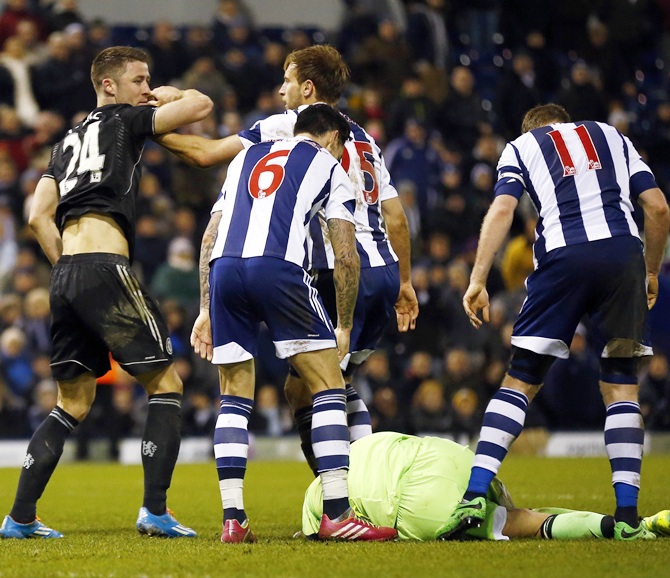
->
[284,45,349,105]
[294,103,351,146]
[91,46,150,91]
[521,104,571,133]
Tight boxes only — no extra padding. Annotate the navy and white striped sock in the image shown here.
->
[345,386,372,442]
[312,388,350,519]
[465,387,529,499]
[605,400,643,525]
[215,395,254,524]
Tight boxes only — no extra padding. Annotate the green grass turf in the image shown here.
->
[1,455,669,578]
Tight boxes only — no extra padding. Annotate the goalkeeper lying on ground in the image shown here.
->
[301,432,670,541]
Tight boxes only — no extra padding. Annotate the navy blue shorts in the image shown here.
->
[210,257,336,363]
[512,236,651,359]
[314,262,399,366]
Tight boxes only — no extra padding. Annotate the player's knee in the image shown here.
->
[508,347,555,386]
[284,370,312,409]
[58,398,93,422]
[599,357,639,384]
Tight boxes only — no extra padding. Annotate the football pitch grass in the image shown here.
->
[1,454,669,578]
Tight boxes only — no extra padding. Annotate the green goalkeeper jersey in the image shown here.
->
[302,432,512,540]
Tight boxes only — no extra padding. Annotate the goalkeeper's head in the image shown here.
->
[284,44,350,105]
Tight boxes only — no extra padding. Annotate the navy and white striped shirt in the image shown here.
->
[211,137,355,269]
[495,121,658,265]
[239,106,399,270]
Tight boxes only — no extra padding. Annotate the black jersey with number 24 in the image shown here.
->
[44,103,156,262]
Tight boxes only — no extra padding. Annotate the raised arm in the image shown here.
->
[150,86,213,135]
[381,196,418,331]
[327,217,360,359]
[637,186,670,309]
[28,177,62,265]
[463,194,518,328]
[154,132,245,169]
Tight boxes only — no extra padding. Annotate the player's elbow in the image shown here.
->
[189,150,218,169]
[644,194,670,227]
[193,94,214,122]
[28,210,47,234]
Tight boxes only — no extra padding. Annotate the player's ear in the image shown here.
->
[302,79,314,99]
[102,78,116,97]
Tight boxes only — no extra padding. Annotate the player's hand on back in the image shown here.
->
[462,281,490,329]
[191,310,213,361]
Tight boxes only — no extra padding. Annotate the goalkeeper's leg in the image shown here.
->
[503,508,616,539]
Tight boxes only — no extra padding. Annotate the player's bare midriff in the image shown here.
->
[61,212,129,258]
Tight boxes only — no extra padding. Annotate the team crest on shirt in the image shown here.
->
[166,337,173,355]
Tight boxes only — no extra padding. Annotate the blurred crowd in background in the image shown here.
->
[1,0,670,456]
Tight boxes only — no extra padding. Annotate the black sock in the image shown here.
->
[463,490,486,502]
[10,407,78,523]
[294,406,318,476]
[601,515,616,538]
[615,506,639,527]
[142,393,182,516]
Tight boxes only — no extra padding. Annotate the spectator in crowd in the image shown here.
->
[557,60,609,124]
[250,384,287,437]
[26,377,56,433]
[0,34,40,127]
[30,31,90,124]
[182,387,217,438]
[144,20,190,87]
[211,0,254,53]
[500,214,536,292]
[438,66,490,152]
[350,15,412,104]
[0,199,17,291]
[493,51,541,141]
[150,237,199,310]
[0,325,34,398]
[405,0,449,70]
[450,386,481,442]
[370,385,412,434]
[19,285,50,355]
[44,0,85,33]
[410,378,451,434]
[385,72,437,141]
[0,0,47,50]
[14,19,47,65]
[385,116,442,217]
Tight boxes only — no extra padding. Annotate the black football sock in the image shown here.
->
[142,393,182,516]
[294,406,318,476]
[10,407,78,523]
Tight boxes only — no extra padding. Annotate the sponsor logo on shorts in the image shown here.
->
[23,453,34,469]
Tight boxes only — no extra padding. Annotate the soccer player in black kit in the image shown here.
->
[0,46,213,539]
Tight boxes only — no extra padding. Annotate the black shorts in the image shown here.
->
[49,253,173,380]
